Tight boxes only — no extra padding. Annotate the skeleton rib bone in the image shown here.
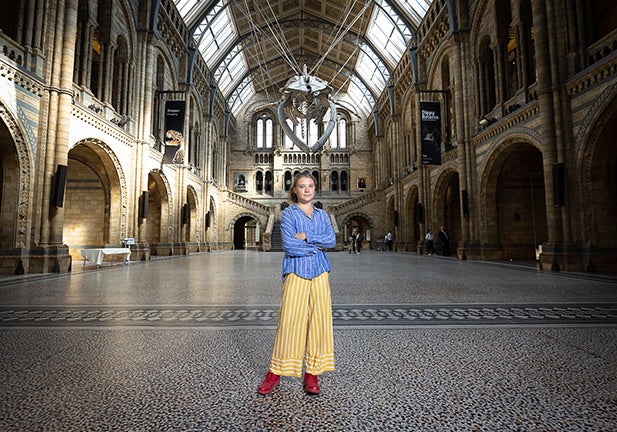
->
[277,65,337,153]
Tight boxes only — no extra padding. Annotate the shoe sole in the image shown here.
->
[257,382,279,395]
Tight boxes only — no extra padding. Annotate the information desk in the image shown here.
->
[80,248,131,267]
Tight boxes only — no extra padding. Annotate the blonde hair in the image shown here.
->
[288,171,317,203]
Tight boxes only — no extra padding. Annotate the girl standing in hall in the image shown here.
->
[257,171,337,395]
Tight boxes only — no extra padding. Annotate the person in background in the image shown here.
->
[385,231,393,251]
[257,171,337,396]
[439,226,450,256]
[425,228,435,255]
[348,231,356,254]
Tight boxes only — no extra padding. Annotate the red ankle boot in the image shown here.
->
[303,373,320,394]
[257,371,279,395]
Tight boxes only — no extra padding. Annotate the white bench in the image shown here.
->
[80,248,131,268]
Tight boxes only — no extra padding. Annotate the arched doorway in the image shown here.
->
[0,118,20,250]
[583,103,617,272]
[435,172,461,256]
[233,215,260,249]
[63,140,125,261]
[404,187,421,251]
[184,186,199,246]
[494,144,547,260]
[0,106,36,274]
[146,170,170,255]
[344,214,371,250]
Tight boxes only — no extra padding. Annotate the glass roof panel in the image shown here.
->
[346,75,375,114]
[173,0,434,115]
[229,77,255,114]
[394,0,433,27]
[355,50,386,95]
[367,6,408,68]
[175,0,199,22]
[217,54,247,97]
[197,5,236,69]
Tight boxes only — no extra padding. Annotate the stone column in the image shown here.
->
[134,33,156,260]
[50,0,78,245]
[533,0,562,270]
[37,0,78,272]
[102,43,116,103]
[452,31,471,258]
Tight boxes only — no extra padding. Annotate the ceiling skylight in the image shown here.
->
[173,0,434,116]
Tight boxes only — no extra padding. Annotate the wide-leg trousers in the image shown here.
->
[268,272,335,377]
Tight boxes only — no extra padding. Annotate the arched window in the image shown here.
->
[265,171,273,192]
[256,119,264,148]
[308,118,318,145]
[338,118,347,148]
[152,55,165,148]
[340,171,348,191]
[330,118,338,149]
[265,119,273,148]
[112,36,130,116]
[478,36,497,116]
[284,171,292,191]
[255,115,274,149]
[312,170,320,191]
[91,29,102,99]
[256,171,263,192]
[284,119,294,148]
[441,57,454,150]
[520,0,535,87]
[506,26,519,98]
[331,171,339,191]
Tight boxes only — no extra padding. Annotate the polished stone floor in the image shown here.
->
[1,250,616,431]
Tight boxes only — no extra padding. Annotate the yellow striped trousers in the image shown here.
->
[269,272,335,377]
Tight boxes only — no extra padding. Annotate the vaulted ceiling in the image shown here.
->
[174,0,433,116]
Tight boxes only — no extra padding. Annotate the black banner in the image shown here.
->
[420,101,441,165]
[164,100,186,164]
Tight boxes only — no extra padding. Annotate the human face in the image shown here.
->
[293,176,316,204]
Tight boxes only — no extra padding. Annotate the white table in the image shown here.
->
[80,248,131,267]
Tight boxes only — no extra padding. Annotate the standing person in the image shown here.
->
[439,226,450,256]
[385,231,393,251]
[348,231,356,254]
[355,230,362,254]
[425,228,435,255]
[257,171,337,395]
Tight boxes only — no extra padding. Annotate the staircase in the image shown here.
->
[270,221,283,251]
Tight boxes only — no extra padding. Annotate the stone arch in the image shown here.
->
[152,39,181,89]
[576,83,617,246]
[186,184,200,242]
[228,212,268,250]
[403,185,421,249]
[431,168,460,255]
[206,195,218,246]
[340,212,374,249]
[0,100,33,248]
[479,134,546,260]
[147,169,173,253]
[64,139,128,258]
[576,89,617,272]
[228,212,268,232]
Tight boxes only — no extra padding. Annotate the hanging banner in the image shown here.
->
[420,101,442,165]
[163,100,186,164]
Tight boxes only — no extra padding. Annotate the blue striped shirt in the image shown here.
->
[281,204,336,280]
